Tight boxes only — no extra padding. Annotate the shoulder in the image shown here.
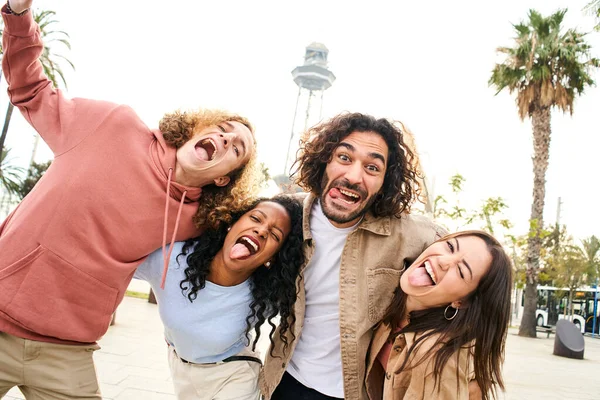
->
[391,213,447,243]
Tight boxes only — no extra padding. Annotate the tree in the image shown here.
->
[0,147,23,195]
[489,9,599,337]
[580,235,600,285]
[551,242,588,321]
[584,0,600,31]
[0,9,74,167]
[17,160,51,199]
[431,173,513,237]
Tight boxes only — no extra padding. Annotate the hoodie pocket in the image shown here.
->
[366,267,403,323]
[0,245,118,342]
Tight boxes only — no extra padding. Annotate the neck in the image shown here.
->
[207,254,251,287]
[405,296,427,315]
[174,162,213,188]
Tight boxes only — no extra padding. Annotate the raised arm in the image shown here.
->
[2,0,115,154]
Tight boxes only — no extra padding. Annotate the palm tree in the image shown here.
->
[584,0,600,31]
[0,9,74,169]
[489,9,599,337]
[580,235,600,284]
[0,147,24,195]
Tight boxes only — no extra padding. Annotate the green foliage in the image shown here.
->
[259,162,271,188]
[489,8,599,119]
[432,173,512,236]
[17,160,51,200]
[579,235,600,284]
[0,147,23,195]
[584,0,600,31]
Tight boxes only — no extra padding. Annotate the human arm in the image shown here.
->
[7,0,31,14]
[2,0,114,154]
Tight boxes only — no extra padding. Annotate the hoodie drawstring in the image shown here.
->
[160,168,187,289]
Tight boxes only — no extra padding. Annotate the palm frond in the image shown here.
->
[489,8,599,119]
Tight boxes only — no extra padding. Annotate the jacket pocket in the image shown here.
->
[1,245,118,342]
[366,267,403,323]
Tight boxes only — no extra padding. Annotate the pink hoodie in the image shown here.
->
[0,8,203,344]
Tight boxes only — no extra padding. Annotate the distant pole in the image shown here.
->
[303,90,313,133]
[593,280,598,337]
[284,87,302,175]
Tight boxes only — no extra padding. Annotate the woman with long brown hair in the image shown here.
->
[365,230,513,400]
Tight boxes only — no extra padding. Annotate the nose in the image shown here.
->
[253,226,268,239]
[438,256,452,271]
[344,162,363,184]
[220,132,235,147]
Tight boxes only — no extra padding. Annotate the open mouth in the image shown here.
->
[424,260,437,285]
[329,187,362,205]
[194,138,217,161]
[229,235,260,260]
[408,259,437,287]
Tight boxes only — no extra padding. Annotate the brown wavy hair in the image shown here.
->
[159,109,262,229]
[291,112,422,217]
[383,230,513,400]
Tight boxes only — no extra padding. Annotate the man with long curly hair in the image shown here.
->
[0,1,261,398]
[260,112,445,400]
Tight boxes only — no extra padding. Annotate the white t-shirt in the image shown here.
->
[287,201,359,398]
[134,242,253,363]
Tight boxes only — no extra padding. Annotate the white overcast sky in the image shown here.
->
[1,0,599,239]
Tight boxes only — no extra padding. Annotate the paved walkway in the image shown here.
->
[5,283,600,399]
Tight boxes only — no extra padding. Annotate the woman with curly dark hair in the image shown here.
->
[134,195,304,400]
[365,231,513,400]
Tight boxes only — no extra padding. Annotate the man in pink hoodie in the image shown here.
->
[0,1,261,398]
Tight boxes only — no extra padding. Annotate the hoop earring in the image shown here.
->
[444,305,458,321]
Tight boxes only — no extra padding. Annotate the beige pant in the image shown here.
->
[168,346,261,400]
[0,332,101,399]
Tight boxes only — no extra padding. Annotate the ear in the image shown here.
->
[451,300,463,309]
[213,176,231,187]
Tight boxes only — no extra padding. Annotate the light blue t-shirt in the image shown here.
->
[134,241,253,363]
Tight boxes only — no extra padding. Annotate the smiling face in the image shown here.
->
[218,201,292,275]
[320,131,388,228]
[175,120,254,188]
[400,235,492,312]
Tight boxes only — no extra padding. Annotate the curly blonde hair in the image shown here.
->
[159,109,262,230]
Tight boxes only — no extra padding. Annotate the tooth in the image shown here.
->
[243,237,257,251]
[424,261,436,284]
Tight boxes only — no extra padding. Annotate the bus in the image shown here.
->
[519,285,600,334]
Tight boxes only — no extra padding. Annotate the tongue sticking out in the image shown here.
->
[230,243,251,260]
[194,145,209,161]
[329,188,341,199]
[408,266,435,287]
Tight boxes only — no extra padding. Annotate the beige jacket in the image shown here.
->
[260,193,445,400]
[365,323,472,400]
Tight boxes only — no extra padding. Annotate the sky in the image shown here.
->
[1,0,599,240]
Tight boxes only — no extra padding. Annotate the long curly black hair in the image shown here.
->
[178,195,304,355]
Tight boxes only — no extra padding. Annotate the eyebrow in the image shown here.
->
[455,237,473,279]
[222,121,248,157]
[338,142,386,164]
[255,209,284,236]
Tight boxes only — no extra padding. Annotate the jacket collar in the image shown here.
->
[303,193,392,240]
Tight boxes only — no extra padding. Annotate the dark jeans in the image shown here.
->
[271,371,344,400]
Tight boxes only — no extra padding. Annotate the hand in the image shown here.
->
[8,0,33,14]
